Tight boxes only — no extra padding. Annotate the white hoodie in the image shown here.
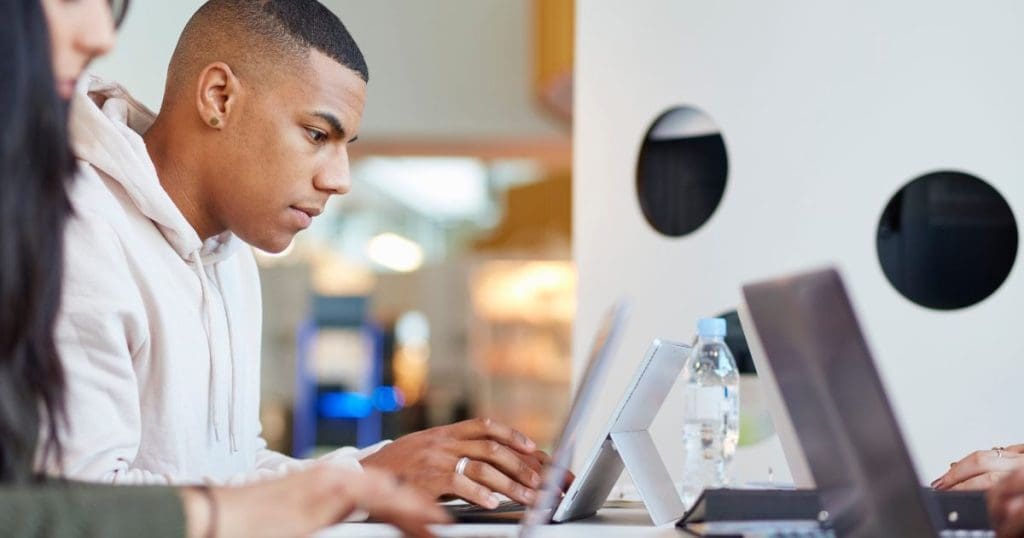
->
[47,77,385,485]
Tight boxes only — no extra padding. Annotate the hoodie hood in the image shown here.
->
[69,76,237,264]
[69,75,241,451]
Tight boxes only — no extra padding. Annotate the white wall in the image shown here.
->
[89,0,562,141]
[88,1,203,108]
[574,0,1024,485]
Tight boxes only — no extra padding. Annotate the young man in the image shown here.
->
[53,0,545,510]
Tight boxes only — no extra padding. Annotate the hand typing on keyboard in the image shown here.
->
[360,418,558,509]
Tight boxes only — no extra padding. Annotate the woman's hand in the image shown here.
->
[181,465,451,537]
[933,445,1024,491]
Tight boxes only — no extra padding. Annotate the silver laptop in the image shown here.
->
[741,267,992,537]
[447,301,629,530]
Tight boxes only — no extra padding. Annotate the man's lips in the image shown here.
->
[290,205,323,229]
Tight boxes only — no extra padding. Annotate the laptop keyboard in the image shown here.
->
[445,500,525,514]
[448,501,995,537]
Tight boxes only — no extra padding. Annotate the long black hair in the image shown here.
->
[0,0,131,482]
[0,0,76,482]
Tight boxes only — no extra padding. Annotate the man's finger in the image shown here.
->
[521,452,548,477]
[451,418,537,454]
[462,459,537,506]
[458,440,543,490]
[561,469,576,493]
[531,450,552,466]
[451,473,499,509]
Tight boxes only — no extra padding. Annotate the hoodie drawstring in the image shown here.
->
[214,263,240,454]
[190,251,238,452]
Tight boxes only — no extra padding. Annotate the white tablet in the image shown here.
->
[552,338,691,525]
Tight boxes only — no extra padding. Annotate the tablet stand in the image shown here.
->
[553,339,689,526]
[609,430,685,525]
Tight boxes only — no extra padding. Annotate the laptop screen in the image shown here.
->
[742,268,939,536]
[519,301,629,536]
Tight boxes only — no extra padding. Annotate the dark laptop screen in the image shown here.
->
[743,268,939,536]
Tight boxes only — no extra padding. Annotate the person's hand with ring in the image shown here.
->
[933,444,1024,491]
[359,418,550,509]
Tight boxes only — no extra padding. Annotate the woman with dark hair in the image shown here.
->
[0,0,447,536]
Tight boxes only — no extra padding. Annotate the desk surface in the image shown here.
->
[316,508,686,537]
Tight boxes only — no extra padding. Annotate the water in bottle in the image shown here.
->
[681,317,740,508]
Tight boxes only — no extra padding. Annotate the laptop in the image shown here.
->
[446,300,629,530]
[740,267,992,536]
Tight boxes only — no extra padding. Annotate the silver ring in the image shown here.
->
[455,456,470,476]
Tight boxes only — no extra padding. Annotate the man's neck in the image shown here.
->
[143,116,223,241]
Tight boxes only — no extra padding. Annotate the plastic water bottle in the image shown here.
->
[681,317,740,508]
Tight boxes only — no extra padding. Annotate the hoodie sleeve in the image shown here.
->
[218,434,390,485]
[48,206,178,485]
[253,440,391,476]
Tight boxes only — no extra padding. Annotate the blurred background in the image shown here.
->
[87,0,1024,489]
[94,0,577,456]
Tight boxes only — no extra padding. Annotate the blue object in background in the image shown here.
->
[317,386,406,419]
[372,386,406,413]
[318,392,374,419]
[292,295,406,457]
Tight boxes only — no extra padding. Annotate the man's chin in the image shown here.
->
[242,231,296,255]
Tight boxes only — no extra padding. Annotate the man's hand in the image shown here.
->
[359,418,550,509]
[933,445,1024,491]
[988,467,1024,537]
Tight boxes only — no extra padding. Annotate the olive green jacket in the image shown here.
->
[0,482,185,537]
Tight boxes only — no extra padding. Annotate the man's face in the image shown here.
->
[211,51,367,253]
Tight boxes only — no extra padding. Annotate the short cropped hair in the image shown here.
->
[165,0,368,100]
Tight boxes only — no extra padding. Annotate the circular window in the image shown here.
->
[636,106,728,237]
[876,171,1018,310]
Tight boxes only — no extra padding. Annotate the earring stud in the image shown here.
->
[210,117,220,127]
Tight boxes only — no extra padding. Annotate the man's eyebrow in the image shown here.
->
[311,111,345,139]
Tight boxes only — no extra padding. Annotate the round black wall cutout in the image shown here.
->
[636,106,728,237]
[877,171,1018,310]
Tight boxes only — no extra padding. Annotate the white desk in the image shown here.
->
[316,508,686,537]
[315,436,792,537]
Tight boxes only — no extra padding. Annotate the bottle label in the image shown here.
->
[687,386,726,421]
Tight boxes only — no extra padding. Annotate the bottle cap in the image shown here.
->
[697,317,727,337]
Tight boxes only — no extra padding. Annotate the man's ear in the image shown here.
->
[195,62,241,129]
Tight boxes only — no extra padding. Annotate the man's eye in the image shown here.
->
[306,128,327,144]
